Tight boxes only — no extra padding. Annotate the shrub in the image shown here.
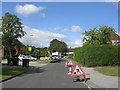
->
[73,45,119,67]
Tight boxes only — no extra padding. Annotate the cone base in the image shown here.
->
[68,72,72,75]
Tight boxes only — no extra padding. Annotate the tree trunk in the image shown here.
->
[8,47,12,58]
[14,46,18,55]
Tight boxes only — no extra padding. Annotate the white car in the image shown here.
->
[51,55,60,60]
[27,56,37,61]
[18,55,37,61]
[18,55,26,61]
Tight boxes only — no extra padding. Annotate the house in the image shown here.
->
[51,52,61,56]
[110,32,120,46]
[66,48,74,55]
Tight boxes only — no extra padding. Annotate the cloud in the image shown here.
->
[15,4,45,16]
[18,26,84,48]
[71,25,82,32]
[40,13,46,18]
[67,40,83,48]
[52,27,69,32]
[19,26,68,47]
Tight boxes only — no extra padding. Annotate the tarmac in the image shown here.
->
[1,59,120,89]
[68,59,120,89]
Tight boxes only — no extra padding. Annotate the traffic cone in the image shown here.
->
[67,60,73,67]
[65,62,68,67]
[68,66,72,75]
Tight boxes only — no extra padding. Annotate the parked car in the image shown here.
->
[18,55,37,61]
[51,55,60,60]
[27,55,37,61]
[64,56,71,59]
[18,55,26,61]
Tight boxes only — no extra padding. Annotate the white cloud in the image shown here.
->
[53,27,69,32]
[15,4,45,16]
[19,26,68,47]
[18,26,84,48]
[61,28,69,32]
[40,13,46,18]
[71,25,82,32]
[67,40,83,48]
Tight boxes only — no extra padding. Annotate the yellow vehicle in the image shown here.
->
[40,57,51,60]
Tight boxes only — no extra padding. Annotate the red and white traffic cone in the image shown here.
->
[68,66,72,75]
[65,62,68,67]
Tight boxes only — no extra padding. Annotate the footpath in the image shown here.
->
[70,59,120,89]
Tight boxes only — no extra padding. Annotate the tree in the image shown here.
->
[1,12,25,57]
[12,39,25,55]
[40,47,49,57]
[82,25,115,46]
[49,39,67,54]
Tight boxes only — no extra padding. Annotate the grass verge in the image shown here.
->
[0,67,29,80]
[94,66,120,77]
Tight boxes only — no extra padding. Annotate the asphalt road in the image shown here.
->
[2,60,88,88]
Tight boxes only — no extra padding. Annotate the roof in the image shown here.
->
[67,48,74,52]
[110,32,120,40]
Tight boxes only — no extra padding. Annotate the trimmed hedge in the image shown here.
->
[73,45,120,67]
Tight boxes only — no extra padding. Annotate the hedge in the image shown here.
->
[73,45,120,67]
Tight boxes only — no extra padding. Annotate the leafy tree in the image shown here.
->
[40,47,49,57]
[82,25,115,46]
[1,12,25,57]
[12,39,25,55]
[49,39,67,54]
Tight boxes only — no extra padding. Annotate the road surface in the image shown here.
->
[2,60,88,88]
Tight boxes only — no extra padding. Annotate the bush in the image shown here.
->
[73,45,120,67]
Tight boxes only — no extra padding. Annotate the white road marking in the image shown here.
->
[88,86,92,90]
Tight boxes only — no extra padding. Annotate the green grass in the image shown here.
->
[0,67,29,80]
[94,66,120,77]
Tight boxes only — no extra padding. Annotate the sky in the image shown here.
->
[1,1,119,48]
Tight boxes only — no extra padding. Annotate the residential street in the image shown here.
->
[2,60,88,88]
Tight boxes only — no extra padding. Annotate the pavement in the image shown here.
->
[66,59,120,89]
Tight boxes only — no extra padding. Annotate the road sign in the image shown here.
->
[67,60,73,66]
[28,46,32,51]
[71,64,85,77]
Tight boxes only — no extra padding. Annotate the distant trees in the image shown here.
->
[1,12,25,57]
[39,47,49,57]
[49,39,67,54]
[82,25,115,46]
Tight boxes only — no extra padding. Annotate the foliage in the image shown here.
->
[25,46,49,58]
[82,25,115,46]
[1,12,25,57]
[40,47,49,57]
[74,45,120,67]
[49,39,67,53]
